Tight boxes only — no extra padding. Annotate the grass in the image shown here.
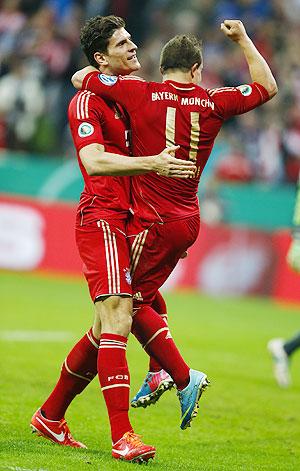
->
[0,271,299,470]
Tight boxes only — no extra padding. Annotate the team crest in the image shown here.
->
[237,84,252,96]
[98,73,118,86]
[124,268,132,285]
[78,122,94,137]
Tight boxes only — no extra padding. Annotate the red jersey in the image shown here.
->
[68,90,131,225]
[83,73,270,222]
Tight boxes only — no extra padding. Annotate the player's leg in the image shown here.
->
[131,291,174,408]
[284,331,300,356]
[149,292,169,372]
[30,222,109,446]
[129,215,209,428]
[30,310,101,448]
[268,331,300,387]
[84,220,154,462]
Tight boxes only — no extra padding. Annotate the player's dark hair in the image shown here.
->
[160,35,203,73]
[80,15,125,67]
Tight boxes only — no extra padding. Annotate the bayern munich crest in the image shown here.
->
[98,73,118,86]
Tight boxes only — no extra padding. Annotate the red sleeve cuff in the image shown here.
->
[253,82,270,103]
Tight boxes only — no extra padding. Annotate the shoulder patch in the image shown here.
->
[237,84,252,96]
[98,74,118,86]
[78,122,94,137]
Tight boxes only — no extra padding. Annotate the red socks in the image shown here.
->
[132,305,190,390]
[41,328,99,420]
[97,333,133,443]
[149,292,168,372]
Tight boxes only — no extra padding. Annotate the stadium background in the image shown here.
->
[0,1,299,470]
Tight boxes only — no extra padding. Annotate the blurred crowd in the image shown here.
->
[0,0,300,184]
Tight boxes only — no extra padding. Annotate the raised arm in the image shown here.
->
[221,20,278,98]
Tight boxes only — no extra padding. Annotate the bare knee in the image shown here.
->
[92,314,101,340]
[95,296,132,337]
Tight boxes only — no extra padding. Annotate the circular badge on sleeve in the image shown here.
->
[237,84,252,96]
[98,74,118,86]
[78,122,94,137]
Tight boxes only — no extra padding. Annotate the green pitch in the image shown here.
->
[0,271,299,471]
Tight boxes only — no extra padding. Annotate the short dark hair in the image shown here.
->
[160,34,203,73]
[80,15,125,67]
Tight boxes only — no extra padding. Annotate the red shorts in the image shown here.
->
[127,215,200,306]
[75,219,132,302]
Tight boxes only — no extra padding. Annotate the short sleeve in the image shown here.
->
[68,91,105,152]
[207,82,270,120]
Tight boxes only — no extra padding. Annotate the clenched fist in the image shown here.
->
[220,20,249,43]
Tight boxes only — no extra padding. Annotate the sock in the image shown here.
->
[132,305,190,389]
[149,292,168,373]
[284,332,300,356]
[41,327,99,420]
[98,333,132,444]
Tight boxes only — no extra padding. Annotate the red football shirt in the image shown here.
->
[68,90,131,225]
[83,73,270,222]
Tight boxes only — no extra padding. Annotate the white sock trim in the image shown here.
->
[101,383,130,391]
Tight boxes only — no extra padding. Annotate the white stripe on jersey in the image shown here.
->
[120,75,145,82]
[207,87,237,97]
[76,90,94,119]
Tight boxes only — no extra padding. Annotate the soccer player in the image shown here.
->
[268,173,300,387]
[30,15,195,463]
[73,18,277,428]
[268,334,300,387]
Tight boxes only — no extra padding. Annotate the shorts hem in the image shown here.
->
[94,292,132,302]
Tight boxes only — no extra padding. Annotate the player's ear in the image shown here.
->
[191,63,200,77]
[159,66,164,76]
[94,52,109,67]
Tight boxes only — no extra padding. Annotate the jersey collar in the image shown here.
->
[165,80,196,91]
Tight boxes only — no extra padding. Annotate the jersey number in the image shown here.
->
[165,106,200,163]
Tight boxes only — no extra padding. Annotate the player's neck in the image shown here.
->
[162,70,194,84]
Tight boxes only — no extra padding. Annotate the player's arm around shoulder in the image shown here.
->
[221,19,278,99]
[72,67,146,111]
[80,143,197,178]
[72,66,98,90]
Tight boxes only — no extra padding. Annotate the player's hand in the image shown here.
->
[220,20,249,43]
[287,238,300,273]
[154,146,196,178]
